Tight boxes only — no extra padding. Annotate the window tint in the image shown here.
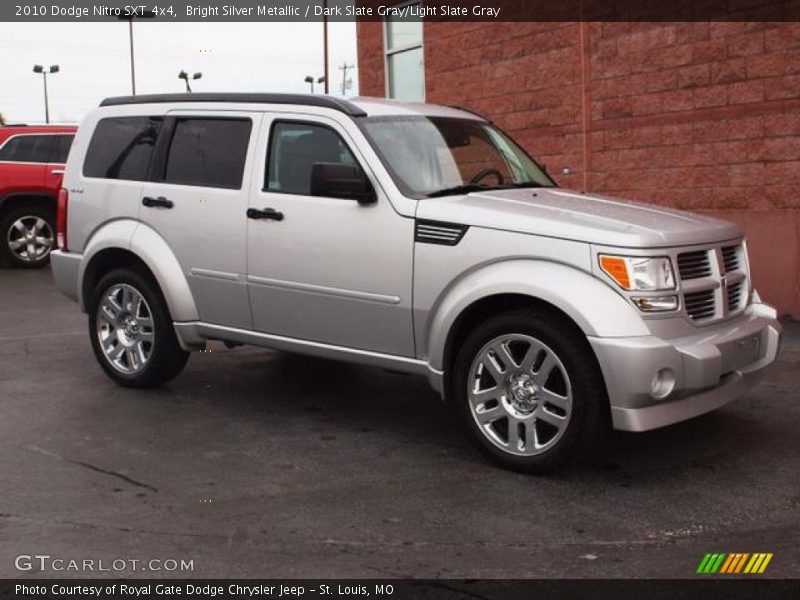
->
[164,118,251,189]
[0,134,56,163]
[266,122,358,195]
[84,117,162,180]
[50,134,74,163]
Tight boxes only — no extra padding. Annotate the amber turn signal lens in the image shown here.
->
[599,255,631,290]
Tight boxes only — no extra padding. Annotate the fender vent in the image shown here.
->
[415,220,468,246]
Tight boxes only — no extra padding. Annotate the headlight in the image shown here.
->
[599,255,675,291]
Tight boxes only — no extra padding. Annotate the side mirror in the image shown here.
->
[310,162,376,205]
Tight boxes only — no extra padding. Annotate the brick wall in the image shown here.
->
[357,20,800,316]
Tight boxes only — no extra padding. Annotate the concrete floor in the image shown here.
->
[1,267,798,579]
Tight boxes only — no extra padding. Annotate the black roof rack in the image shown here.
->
[447,104,489,121]
[99,93,367,117]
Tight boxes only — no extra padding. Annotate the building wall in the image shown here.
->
[357,20,800,316]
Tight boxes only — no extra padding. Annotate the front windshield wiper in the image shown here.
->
[426,183,494,198]
[425,181,548,198]
[507,181,547,189]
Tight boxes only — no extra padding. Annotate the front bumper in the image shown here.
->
[589,301,782,432]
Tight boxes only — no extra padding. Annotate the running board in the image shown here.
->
[173,321,443,391]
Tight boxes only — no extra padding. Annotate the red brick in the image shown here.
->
[710,58,748,84]
[677,64,711,88]
[691,39,728,64]
[746,53,791,78]
[727,32,765,57]
[764,24,800,51]
[693,86,727,108]
[726,80,765,104]
[764,75,800,101]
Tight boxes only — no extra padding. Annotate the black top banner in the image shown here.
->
[3,0,800,22]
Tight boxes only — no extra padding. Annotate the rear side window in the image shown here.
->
[84,117,162,180]
[0,134,57,163]
[163,118,251,189]
[51,134,74,163]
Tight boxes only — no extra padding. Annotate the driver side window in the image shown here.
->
[266,121,358,195]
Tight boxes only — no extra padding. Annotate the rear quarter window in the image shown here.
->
[163,118,252,189]
[50,134,75,163]
[83,117,162,180]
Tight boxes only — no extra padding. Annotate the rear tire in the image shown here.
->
[0,205,55,268]
[88,268,189,388]
[453,309,609,473]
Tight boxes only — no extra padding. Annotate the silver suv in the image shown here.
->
[51,94,782,472]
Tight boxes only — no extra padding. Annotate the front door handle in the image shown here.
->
[247,207,284,221]
[142,196,174,209]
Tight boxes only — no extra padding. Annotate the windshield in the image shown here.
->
[359,116,555,198]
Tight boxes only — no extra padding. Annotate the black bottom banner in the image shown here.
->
[2,579,799,600]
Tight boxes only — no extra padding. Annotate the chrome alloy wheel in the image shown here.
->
[467,334,573,456]
[7,216,54,263]
[96,284,155,375]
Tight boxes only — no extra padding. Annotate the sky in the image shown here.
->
[0,21,359,124]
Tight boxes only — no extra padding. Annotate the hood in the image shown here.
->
[416,188,742,248]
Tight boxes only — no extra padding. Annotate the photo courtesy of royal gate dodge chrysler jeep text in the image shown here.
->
[50,93,782,472]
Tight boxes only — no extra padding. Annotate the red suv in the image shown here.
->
[0,125,76,267]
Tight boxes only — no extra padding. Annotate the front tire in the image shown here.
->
[0,205,55,268]
[453,309,609,473]
[88,268,189,388]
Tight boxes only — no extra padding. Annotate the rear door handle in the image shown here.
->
[50,169,65,175]
[142,196,174,209]
[247,207,284,221]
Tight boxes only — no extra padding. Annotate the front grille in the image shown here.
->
[727,280,744,311]
[684,289,716,320]
[677,250,712,280]
[722,245,740,273]
[673,241,748,324]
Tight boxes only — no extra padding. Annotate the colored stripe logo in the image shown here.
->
[697,553,773,574]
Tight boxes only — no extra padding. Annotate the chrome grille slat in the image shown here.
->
[727,280,744,311]
[677,250,712,280]
[722,245,739,273]
[684,289,716,320]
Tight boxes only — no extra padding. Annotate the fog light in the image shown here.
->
[651,368,676,400]
[632,295,679,312]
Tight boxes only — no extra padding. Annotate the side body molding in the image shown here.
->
[78,220,199,322]
[422,259,650,373]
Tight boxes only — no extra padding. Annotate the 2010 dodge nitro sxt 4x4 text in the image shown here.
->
[50,94,781,472]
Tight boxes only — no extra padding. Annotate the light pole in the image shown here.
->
[322,0,329,94]
[117,10,156,95]
[178,71,202,92]
[304,75,325,94]
[32,64,59,124]
[339,62,354,96]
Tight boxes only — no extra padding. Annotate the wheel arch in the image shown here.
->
[0,192,57,215]
[78,220,199,322]
[423,259,650,380]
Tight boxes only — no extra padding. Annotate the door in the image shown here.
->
[43,133,74,192]
[246,115,415,357]
[139,112,260,329]
[0,133,48,194]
